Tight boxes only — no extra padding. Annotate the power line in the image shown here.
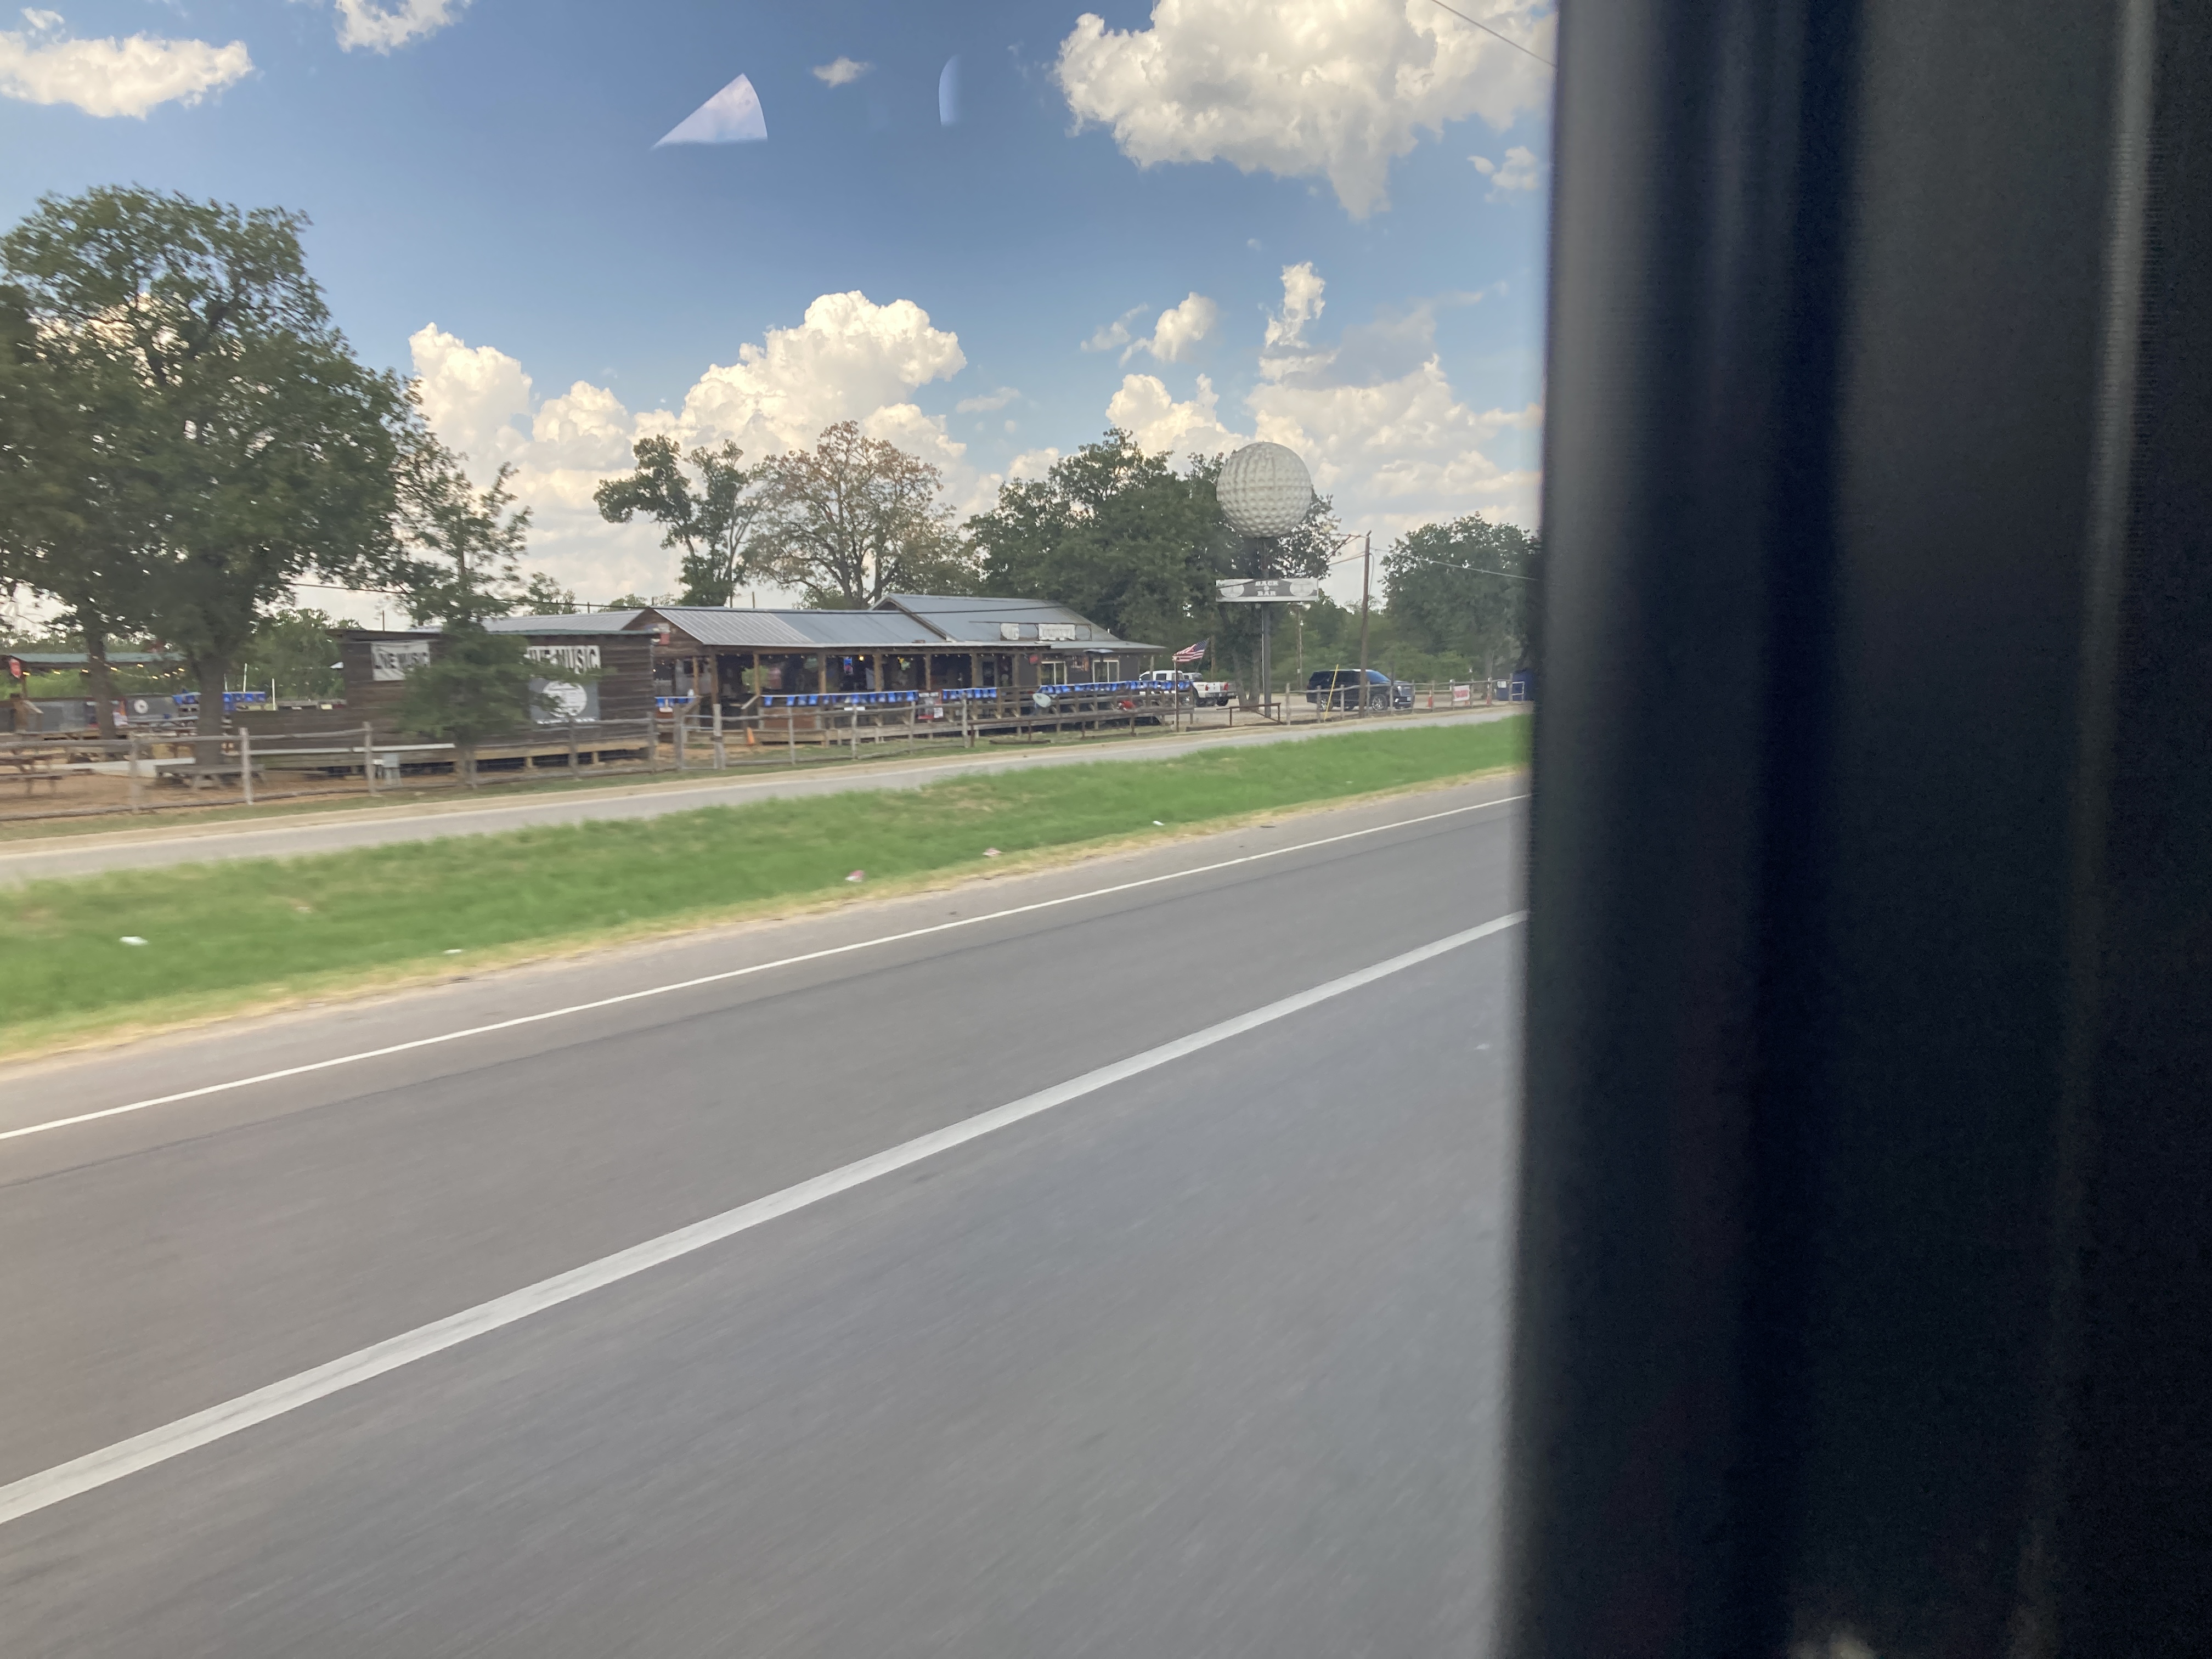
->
[1329,545,1537,582]
[289,581,410,597]
[1424,0,1556,69]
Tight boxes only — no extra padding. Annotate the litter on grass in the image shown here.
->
[983,848,1000,857]
[444,949,464,955]
[119,936,148,946]
[845,870,866,882]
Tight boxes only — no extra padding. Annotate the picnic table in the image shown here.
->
[1,746,99,797]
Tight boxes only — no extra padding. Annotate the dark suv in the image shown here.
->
[1305,668,1413,710]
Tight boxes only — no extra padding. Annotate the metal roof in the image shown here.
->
[639,607,944,650]
[484,611,643,634]
[876,594,1161,653]
[487,596,1159,654]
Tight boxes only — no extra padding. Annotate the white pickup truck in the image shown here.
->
[1137,669,1235,707]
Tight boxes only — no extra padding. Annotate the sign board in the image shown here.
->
[1451,682,1474,707]
[524,644,601,724]
[1216,578,1322,603]
[999,622,1027,641]
[524,644,601,675]
[369,640,432,681]
[1038,622,1078,642]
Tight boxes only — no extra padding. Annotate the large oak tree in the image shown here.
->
[754,422,975,608]
[1381,515,1540,686]
[2,187,411,745]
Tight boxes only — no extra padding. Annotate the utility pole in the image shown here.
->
[1260,603,1273,722]
[1357,531,1374,709]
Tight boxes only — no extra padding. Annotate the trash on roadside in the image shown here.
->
[444,949,464,955]
[1153,820,1164,826]
[845,870,866,882]
[119,936,148,946]
[983,848,1000,857]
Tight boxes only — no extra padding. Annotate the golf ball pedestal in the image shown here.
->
[1212,443,1318,724]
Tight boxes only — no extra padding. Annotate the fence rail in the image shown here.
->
[0,682,1519,823]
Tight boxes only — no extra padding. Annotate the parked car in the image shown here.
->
[1305,668,1414,710]
[1138,669,1235,707]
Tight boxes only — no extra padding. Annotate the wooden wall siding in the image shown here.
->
[337,631,655,733]
[586,633,656,724]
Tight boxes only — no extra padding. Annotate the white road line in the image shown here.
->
[0,792,1527,1145]
[0,912,1525,1529]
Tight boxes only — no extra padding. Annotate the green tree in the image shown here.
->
[399,445,532,627]
[520,570,575,614]
[393,627,558,790]
[242,606,343,702]
[1382,516,1540,687]
[1,187,412,756]
[0,275,159,737]
[968,430,1224,649]
[755,422,977,607]
[593,435,763,606]
[388,443,561,786]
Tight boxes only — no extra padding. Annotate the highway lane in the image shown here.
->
[0,787,1527,1656]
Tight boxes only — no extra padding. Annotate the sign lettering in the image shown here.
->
[369,640,432,681]
[1215,578,1322,602]
[523,644,602,674]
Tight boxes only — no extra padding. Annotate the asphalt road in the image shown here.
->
[0,706,1520,887]
[0,781,1528,1657]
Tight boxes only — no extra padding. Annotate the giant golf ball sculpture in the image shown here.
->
[1215,442,1316,719]
[1216,441,1316,538]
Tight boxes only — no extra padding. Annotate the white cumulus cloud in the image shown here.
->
[670,291,964,454]
[1248,264,1539,537]
[334,0,467,54]
[1056,0,1553,217]
[1125,291,1219,364]
[0,14,250,117]
[1107,372,1248,460]
[409,324,534,472]
[1082,304,1146,354]
[407,294,980,605]
[811,55,870,86]
[1471,144,1543,198]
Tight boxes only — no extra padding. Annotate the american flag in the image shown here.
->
[1172,638,1209,664]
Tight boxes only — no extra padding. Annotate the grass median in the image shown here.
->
[2,716,1527,1054]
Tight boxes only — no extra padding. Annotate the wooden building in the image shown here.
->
[490,594,1162,714]
[335,624,655,730]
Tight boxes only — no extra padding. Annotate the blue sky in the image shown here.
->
[1,0,1555,609]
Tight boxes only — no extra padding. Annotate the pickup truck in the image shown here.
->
[1137,669,1235,707]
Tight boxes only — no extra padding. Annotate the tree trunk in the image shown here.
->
[84,624,119,742]
[194,656,229,770]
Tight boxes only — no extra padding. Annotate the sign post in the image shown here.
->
[1216,579,1322,723]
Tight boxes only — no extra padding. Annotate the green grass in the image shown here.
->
[2,718,1526,1048]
